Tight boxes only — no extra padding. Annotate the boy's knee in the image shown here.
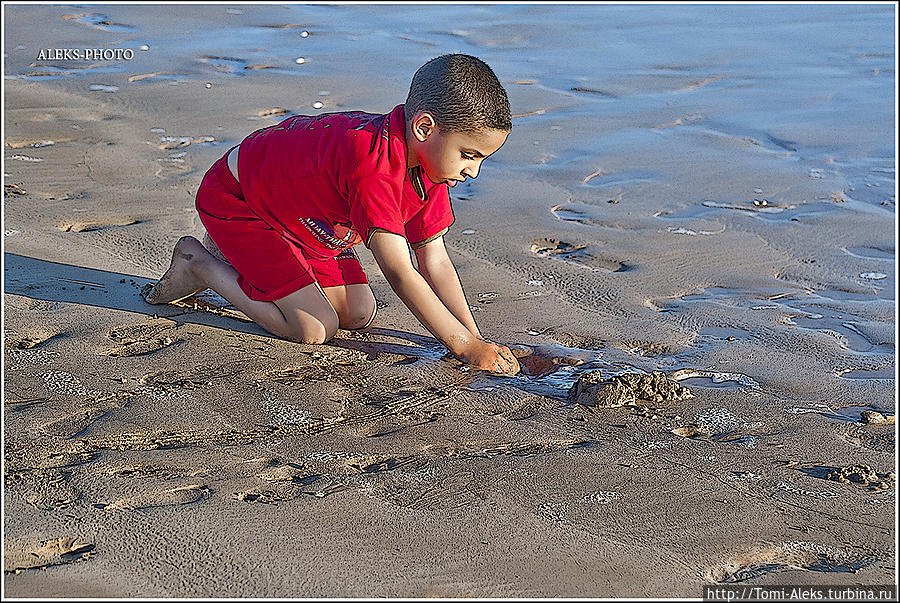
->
[322,317,339,343]
[286,323,336,345]
[342,300,377,331]
[285,311,339,345]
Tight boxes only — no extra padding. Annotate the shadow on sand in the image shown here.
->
[3,252,446,360]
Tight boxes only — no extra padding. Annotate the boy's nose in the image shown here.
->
[462,164,479,179]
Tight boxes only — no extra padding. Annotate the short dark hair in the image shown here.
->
[405,54,511,133]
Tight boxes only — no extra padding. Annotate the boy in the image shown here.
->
[144,54,520,375]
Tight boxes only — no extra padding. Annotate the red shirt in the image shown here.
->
[236,104,454,260]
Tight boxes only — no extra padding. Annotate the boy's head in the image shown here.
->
[405,54,511,186]
[405,53,511,134]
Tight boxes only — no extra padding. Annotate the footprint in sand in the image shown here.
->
[41,408,108,438]
[110,321,180,342]
[233,486,296,504]
[691,407,741,436]
[498,395,561,421]
[43,191,86,202]
[107,337,178,357]
[837,425,895,454]
[24,299,63,313]
[530,238,630,272]
[4,536,95,575]
[5,330,65,350]
[99,484,209,511]
[378,470,480,511]
[15,448,100,473]
[233,478,339,504]
[704,541,881,583]
[254,462,318,483]
[537,500,570,524]
[234,480,324,504]
[58,218,140,233]
[234,463,324,503]
[106,320,180,357]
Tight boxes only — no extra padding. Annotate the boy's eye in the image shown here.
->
[462,153,475,160]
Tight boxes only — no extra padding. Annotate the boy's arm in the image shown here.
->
[412,235,481,339]
[367,230,519,374]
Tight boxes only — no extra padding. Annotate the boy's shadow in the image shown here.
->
[3,253,445,360]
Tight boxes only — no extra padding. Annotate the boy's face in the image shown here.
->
[409,112,509,187]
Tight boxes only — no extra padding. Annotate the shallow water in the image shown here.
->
[7,4,893,208]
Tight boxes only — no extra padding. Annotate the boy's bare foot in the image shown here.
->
[143,236,210,304]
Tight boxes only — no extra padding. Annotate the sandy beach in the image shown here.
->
[3,3,896,598]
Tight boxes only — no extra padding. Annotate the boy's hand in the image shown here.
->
[458,339,521,375]
[367,230,518,375]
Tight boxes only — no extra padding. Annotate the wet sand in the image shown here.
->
[3,3,896,597]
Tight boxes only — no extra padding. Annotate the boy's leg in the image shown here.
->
[144,236,338,344]
[305,248,377,330]
[152,149,339,343]
[321,283,377,330]
[201,231,228,263]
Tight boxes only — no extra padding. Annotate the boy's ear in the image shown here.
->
[412,112,437,142]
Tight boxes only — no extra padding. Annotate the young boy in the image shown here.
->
[144,54,520,375]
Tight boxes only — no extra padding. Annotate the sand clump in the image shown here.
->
[860,410,895,425]
[568,370,693,408]
[4,537,96,574]
[825,464,895,491]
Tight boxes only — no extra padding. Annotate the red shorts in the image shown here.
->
[195,150,369,301]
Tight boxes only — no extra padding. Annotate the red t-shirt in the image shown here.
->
[236,104,454,260]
